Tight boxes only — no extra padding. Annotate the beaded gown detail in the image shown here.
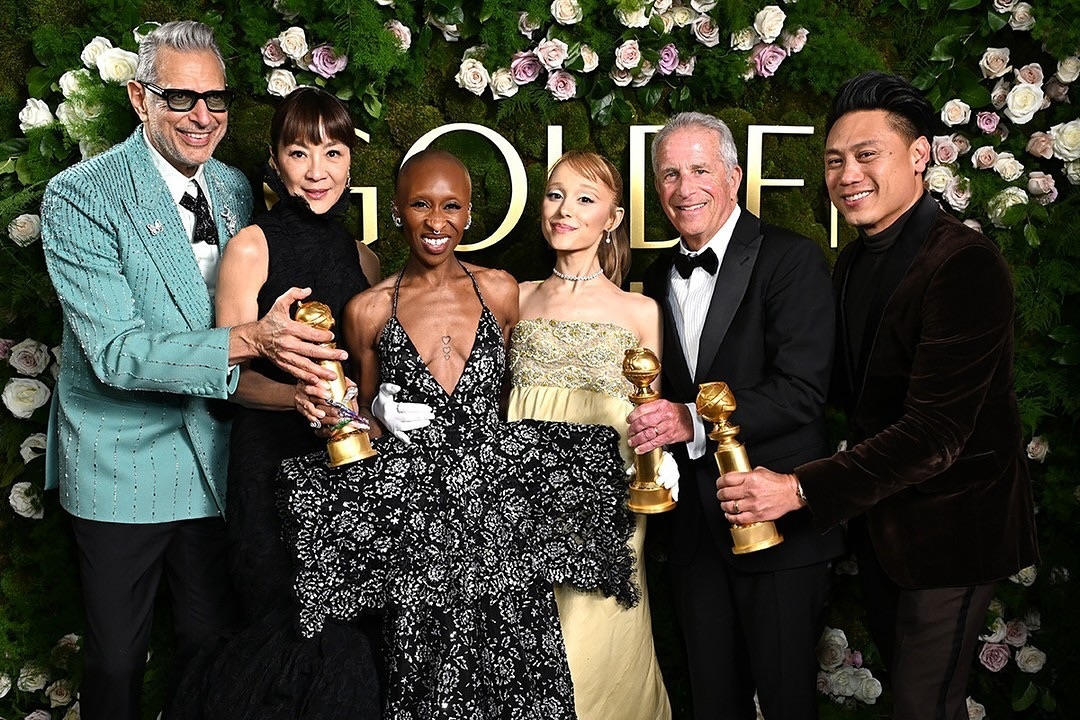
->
[508,317,671,720]
[279,267,637,720]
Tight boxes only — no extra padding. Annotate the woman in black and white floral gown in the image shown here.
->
[286,149,637,719]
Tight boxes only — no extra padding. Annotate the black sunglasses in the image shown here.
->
[141,82,234,113]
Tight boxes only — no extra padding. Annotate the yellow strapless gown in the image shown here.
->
[508,318,671,720]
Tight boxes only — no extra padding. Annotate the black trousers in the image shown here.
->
[70,514,235,720]
[670,537,832,720]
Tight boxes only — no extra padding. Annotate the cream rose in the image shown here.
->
[551,0,583,25]
[489,68,518,99]
[692,15,720,47]
[615,7,649,28]
[828,666,856,697]
[979,47,1012,79]
[980,616,1008,642]
[653,0,673,12]
[384,20,411,51]
[1066,159,1080,185]
[753,5,787,43]
[24,710,51,720]
[782,27,809,54]
[988,186,1028,228]
[924,164,956,193]
[1015,645,1047,673]
[2,377,51,418]
[265,68,297,98]
[993,151,1024,181]
[972,145,998,170]
[16,664,48,692]
[944,175,971,211]
[0,673,10,698]
[80,36,113,69]
[1009,564,1038,586]
[518,11,542,38]
[816,626,848,670]
[96,47,139,83]
[940,98,971,127]
[59,69,91,98]
[1050,119,1080,160]
[1009,2,1034,31]
[631,60,655,87]
[1026,131,1054,158]
[18,98,54,133]
[1003,82,1044,124]
[455,57,491,96]
[654,12,676,34]
[691,0,717,10]
[851,667,882,704]
[579,44,599,73]
[278,26,309,60]
[730,26,758,52]
[536,38,570,69]
[669,5,697,27]
[610,67,633,87]
[63,702,81,720]
[9,338,49,376]
[47,679,74,707]
[1057,55,1080,84]
[613,39,642,70]
[967,697,987,720]
[132,21,161,44]
[8,213,42,247]
[675,56,697,76]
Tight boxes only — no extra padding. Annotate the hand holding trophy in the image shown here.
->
[696,381,783,554]
[295,301,377,466]
[622,347,677,514]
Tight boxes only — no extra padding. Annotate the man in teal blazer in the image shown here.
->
[41,21,345,720]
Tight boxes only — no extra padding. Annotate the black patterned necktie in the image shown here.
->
[179,182,219,245]
[673,246,718,279]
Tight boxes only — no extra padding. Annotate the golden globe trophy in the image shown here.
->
[622,347,676,514]
[696,381,783,554]
[295,301,377,467]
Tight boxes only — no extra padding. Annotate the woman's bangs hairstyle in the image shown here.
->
[271,86,356,154]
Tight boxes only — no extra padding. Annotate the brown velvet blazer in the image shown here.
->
[796,194,1038,589]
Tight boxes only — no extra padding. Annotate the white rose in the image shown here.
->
[2,377,51,418]
[132,22,161,44]
[940,98,971,127]
[18,98,54,134]
[614,39,641,70]
[963,218,983,233]
[1057,56,1080,84]
[277,26,309,60]
[692,15,721,47]
[980,616,1008,642]
[670,5,697,27]
[816,626,848,670]
[632,60,656,87]
[0,673,10,698]
[653,0,673,12]
[384,20,411,51]
[80,36,113,69]
[615,7,650,28]
[1003,82,1044,124]
[7,213,42,247]
[489,68,518,99]
[988,186,1028,228]
[455,57,490,96]
[1015,645,1047,673]
[691,0,717,10]
[9,338,50,376]
[47,679,74,708]
[1009,2,1034,31]
[1009,563,1038,586]
[579,44,599,73]
[58,69,91,98]
[851,667,882,704]
[1066,159,1080,185]
[979,47,1012,79]
[943,175,971,211]
[731,27,758,52]
[828,665,856,697]
[551,0,583,25]
[993,151,1024,181]
[992,0,1018,10]
[967,696,987,720]
[610,66,633,87]
[754,5,787,43]
[20,433,47,463]
[1050,119,1080,160]
[536,38,570,69]
[16,664,48,692]
[265,68,297,98]
[96,47,139,83]
[9,481,44,519]
[924,164,956,193]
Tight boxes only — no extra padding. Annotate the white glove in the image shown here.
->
[370,382,435,444]
[626,450,680,502]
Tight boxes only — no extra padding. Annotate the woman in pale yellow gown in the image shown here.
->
[508,150,674,719]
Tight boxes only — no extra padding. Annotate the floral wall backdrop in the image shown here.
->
[0,1,1077,718]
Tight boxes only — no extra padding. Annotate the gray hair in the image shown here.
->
[135,20,225,84]
[651,111,740,174]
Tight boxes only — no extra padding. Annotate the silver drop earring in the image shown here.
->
[604,230,612,244]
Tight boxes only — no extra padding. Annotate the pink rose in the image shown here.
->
[1026,131,1054,158]
[1016,62,1044,85]
[545,69,577,100]
[781,27,809,54]
[0,338,13,360]
[614,39,641,70]
[309,45,348,78]
[844,649,863,668]
[932,135,959,164]
[261,38,286,67]
[951,133,971,155]
[536,38,569,70]
[976,111,1000,134]
[972,145,998,170]
[1004,619,1030,647]
[657,43,679,75]
[1027,171,1058,204]
[978,642,1011,672]
[750,43,787,78]
[510,51,543,84]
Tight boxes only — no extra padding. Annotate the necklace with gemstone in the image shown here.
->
[552,267,604,282]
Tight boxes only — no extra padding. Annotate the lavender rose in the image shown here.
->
[977,642,1010,672]
[0,338,13,360]
[546,69,577,100]
[658,43,680,75]
[310,45,348,79]
[510,51,543,84]
[1043,77,1069,103]
[261,38,286,67]
[751,43,787,78]
[975,111,1000,134]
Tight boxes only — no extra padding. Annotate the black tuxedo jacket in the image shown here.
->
[644,209,845,573]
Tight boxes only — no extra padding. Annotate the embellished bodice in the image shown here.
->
[509,319,638,400]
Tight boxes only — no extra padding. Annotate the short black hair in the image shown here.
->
[271,86,356,153]
[826,72,934,145]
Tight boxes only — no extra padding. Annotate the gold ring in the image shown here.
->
[733,501,740,514]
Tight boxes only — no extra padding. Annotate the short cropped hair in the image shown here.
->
[135,20,225,85]
[271,87,356,153]
[651,111,740,174]
[826,71,935,146]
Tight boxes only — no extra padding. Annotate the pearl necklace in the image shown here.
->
[552,267,604,282]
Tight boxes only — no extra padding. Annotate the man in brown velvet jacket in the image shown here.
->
[716,72,1038,720]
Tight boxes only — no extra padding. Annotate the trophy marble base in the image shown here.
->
[327,431,377,467]
[628,483,677,514]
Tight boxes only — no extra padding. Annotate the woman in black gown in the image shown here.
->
[170,87,381,720]
[286,150,638,719]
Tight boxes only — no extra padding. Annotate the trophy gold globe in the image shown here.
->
[622,347,676,514]
[295,301,377,466]
[696,381,783,554]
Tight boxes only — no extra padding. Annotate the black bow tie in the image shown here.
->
[179,183,219,245]
[673,247,718,279]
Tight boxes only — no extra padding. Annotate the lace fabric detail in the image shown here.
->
[509,319,639,400]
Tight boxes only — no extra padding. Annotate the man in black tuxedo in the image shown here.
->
[628,112,845,719]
